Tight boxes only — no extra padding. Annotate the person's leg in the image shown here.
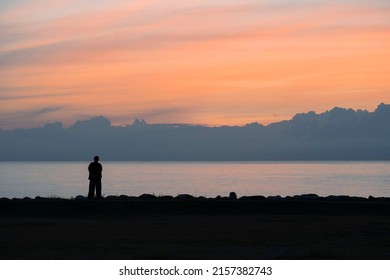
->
[88,180,95,199]
[96,179,102,199]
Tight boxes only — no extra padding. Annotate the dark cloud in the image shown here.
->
[0,106,64,119]
[1,103,390,160]
[34,106,64,115]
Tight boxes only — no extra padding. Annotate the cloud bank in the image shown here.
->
[1,103,389,161]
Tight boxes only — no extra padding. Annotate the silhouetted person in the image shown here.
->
[88,156,103,199]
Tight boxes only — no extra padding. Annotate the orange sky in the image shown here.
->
[1,0,390,129]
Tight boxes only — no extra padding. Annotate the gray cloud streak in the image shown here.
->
[0,92,69,100]
[0,106,65,118]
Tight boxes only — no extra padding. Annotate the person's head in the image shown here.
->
[94,156,99,162]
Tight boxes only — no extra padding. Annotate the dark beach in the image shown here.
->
[0,194,389,260]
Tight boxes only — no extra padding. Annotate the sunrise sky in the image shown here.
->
[1,0,390,129]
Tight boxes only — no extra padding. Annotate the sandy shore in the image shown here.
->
[0,196,389,259]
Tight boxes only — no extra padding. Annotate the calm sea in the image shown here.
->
[0,161,389,198]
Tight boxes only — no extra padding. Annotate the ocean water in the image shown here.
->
[0,161,389,199]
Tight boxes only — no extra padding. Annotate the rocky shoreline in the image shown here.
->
[1,193,389,218]
[2,192,390,202]
[1,193,389,259]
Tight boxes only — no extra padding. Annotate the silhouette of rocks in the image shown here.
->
[2,193,390,202]
[369,196,390,201]
[104,195,119,200]
[292,194,320,200]
[35,196,48,200]
[103,195,133,201]
[326,195,366,201]
[229,192,237,200]
[239,195,266,200]
[159,195,174,200]
[175,194,195,200]
[215,195,234,201]
[267,195,283,201]
[139,194,157,200]
[118,195,133,200]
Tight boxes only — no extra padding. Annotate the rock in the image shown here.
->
[74,195,87,201]
[267,195,283,201]
[104,195,119,200]
[350,196,367,201]
[239,195,266,201]
[175,194,195,200]
[159,195,174,200]
[215,195,231,200]
[293,194,320,200]
[229,192,237,200]
[118,195,132,200]
[139,194,157,200]
[368,196,390,201]
[325,195,363,201]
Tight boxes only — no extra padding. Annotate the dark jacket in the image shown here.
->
[88,162,102,180]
